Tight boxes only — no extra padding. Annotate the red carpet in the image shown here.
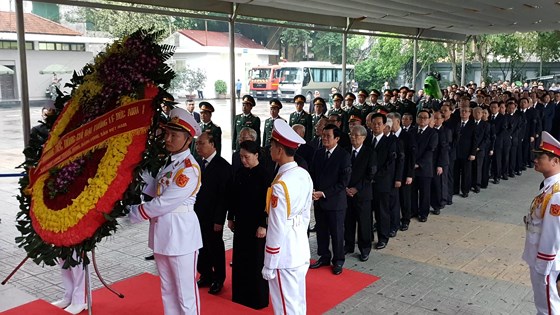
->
[2,251,378,315]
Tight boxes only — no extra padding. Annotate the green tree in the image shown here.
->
[170,66,206,96]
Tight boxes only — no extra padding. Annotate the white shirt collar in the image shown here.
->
[542,172,560,192]
[352,144,363,153]
[326,144,338,155]
[202,150,217,164]
[394,128,402,137]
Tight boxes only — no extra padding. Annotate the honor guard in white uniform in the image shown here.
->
[523,131,560,315]
[262,119,313,315]
[51,257,89,314]
[129,108,203,315]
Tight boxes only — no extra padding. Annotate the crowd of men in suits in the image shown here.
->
[178,82,560,281]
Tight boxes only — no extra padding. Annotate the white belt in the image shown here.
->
[528,225,541,234]
[171,204,194,213]
[287,214,303,227]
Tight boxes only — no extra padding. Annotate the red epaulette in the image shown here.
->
[184,159,192,168]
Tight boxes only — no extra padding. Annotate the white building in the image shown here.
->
[167,29,278,99]
[0,11,111,104]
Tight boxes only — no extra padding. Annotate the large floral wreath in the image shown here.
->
[16,29,173,268]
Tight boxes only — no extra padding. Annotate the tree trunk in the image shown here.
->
[446,43,459,84]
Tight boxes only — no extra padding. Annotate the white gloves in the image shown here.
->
[140,169,154,183]
[262,267,276,280]
[140,169,156,197]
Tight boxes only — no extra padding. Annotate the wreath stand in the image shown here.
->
[2,248,124,314]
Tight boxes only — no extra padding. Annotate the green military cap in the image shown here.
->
[357,89,369,97]
[242,95,256,106]
[369,89,381,97]
[344,92,356,100]
[269,98,283,109]
[313,97,326,107]
[199,101,215,113]
[332,93,344,101]
[293,94,306,103]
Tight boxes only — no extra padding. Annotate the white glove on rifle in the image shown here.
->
[262,267,276,280]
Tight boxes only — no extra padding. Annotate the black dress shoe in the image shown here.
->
[197,278,212,287]
[310,260,330,269]
[461,193,469,198]
[400,223,409,231]
[375,242,386,250]
[493,179,500,184]
[447,200,453,205]
[332,265,343,275]
[359,254,369,262]
[508,173,515,178]
[432,208,441,215]
[208,282,223,295]
[388,230,397,238]
[501,175,509,180]
[515,171,522,176]
[145,255,155,261]
[418,216,427,222]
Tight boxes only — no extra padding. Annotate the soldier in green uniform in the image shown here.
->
[396,86,417,117]
[263,98,286,147]
[199,102,222,156]
[311,97,328,131]
[232,95,261,151]
[327,93,349,132]
[356,89,372,121]
[289,94,313,142]
[343,92,361,122]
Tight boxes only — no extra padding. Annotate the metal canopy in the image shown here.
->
[90,0,560,42]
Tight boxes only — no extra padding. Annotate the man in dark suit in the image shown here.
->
[327,113,351,153]
[430,111,450,215]
[367,113,399,249]
[453,106,479,198]
[507,100,522,178]
[309,124,351,275]
[519,97,540,169]
[194,131,232,295]
[471,107,490,193]
[344,125,376,262]
[387,112,416,231]
[489,101,506,184]
[441,103,458,205]
[411,110,438,222]
[186,99,201,123]
[292,124,314,168]
[536,94,555,134]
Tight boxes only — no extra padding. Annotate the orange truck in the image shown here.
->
[249,65,280,100]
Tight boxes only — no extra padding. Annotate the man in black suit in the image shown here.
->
[309,124,351,275]
[536,93,554,134]
[327,114,352,152]
[453,106,479,198]
[519,97,540,169]
[367,113,399,249]
[344,125,376,262]
[411,110,438,222]
[489,101,506,184]
[471,107,490,193]
[292,124,314,168]
[430,111,450,215]
[194,131,232,295]
[507,100,522,178]
[441,103,458,206]
[186,99,201,123]
[387,112,416,231]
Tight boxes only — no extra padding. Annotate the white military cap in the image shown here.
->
[535,131,560,157]
[166,108,202,137]
[271,119,305,148]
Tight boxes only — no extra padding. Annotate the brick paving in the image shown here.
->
[0,100,538,314]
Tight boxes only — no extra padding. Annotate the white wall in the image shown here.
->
[1,50,93,100]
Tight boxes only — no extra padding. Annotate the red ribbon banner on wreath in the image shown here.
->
[29,100,153,186]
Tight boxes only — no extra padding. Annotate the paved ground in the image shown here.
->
[0,99,539,314]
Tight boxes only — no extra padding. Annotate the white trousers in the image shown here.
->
[60,263,88,305]
[268,264,308,315]
[530,267,560,315]
[155,251,200,315]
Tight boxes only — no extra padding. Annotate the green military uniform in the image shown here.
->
[344,106,361,122]
[327,108,349,132]
[263,117,286,147]
[289,111,312,143]
[232,95,261,151]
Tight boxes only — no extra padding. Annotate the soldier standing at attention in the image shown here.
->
[328,93,349,132]
[232,95,261,151]
[199,102,222,156]
[263,119,313,315]
[129,108,203,315]
[311,97,328,130]
[263,99,286,147]
[523,131,560,315]
[289,94,313,142]
[343,92,361,120]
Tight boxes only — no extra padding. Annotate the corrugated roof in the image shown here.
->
[0,11,81,36]
[178,29,267,49]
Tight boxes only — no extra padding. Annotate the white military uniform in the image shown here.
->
[264,161,313,315]
[130,148,203,315]
[523,172,560,315]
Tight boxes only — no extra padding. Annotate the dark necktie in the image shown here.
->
[418,129,423,135]
[201,159,208,172]
[540,181,544,190]
[372,137,378,148]
[491,115,495,121]
[351,150,357,163]
[164,156,172,167]
[326,150,331,160]
[461,121,466,129]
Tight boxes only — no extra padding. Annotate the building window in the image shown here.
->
[38,42,85,51]
[0,40,33,50]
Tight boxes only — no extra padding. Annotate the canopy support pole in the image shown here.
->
[229,3,238,148]
[461,42,466,87]
[412,38,418,90]
[16,0,31,146]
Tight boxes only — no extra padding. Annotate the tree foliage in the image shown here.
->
[170,66,206,95]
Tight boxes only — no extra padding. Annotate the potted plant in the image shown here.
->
[215,80,227,99]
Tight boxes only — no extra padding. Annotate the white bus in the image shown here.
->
[276,61,355,102]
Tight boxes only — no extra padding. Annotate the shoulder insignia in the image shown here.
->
[551,204,560,216]
[184,159,192,168]
[271,194,278,208]
[175,174,189,187]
